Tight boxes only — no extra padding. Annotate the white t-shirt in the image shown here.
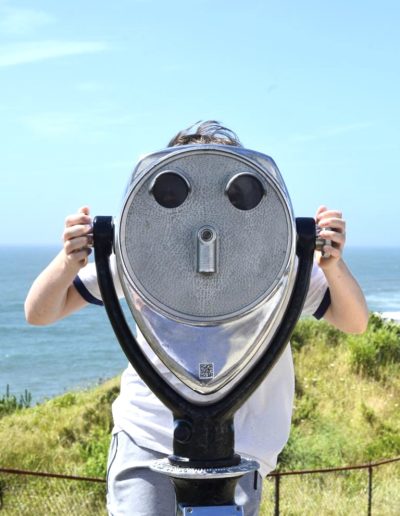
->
[74,258,330,477]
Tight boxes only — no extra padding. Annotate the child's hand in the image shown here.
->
[62,206,93,270]
[315,205,346,270]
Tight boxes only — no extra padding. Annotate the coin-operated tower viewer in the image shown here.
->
[93,144,325,515]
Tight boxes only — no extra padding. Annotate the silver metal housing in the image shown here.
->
[115,145,297,404]
[150,456,259,479]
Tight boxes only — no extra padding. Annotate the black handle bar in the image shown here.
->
[93,216,315,422]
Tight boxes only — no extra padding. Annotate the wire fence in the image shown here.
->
[0,457,399,515]
[262,457,400,515]
[0,469,106,515]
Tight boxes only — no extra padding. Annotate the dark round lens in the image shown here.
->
[201,229,213,241]
[226,174,265,211]
[152,172,189,208]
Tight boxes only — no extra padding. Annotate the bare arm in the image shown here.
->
[316,206,369,334]
[25,207,93,325]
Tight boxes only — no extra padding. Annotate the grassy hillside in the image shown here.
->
[262,314,400,514]
[1,314,399,514]
[281,314,400,470]
[0,378,119,479]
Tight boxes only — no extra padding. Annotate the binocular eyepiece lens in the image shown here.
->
[151,171,190,209]
[226,174,265,211]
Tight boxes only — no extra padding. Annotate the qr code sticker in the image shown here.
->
[199,362,214,380]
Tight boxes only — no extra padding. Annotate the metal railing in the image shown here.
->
[264,456,400,515]
[0,468,106,515]
[1,457,399,515]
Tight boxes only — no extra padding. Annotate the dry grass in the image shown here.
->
[260,461,400,515]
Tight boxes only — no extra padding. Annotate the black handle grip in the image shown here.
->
[93,216,192,418]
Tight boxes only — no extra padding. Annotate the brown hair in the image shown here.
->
[168,120,242,147]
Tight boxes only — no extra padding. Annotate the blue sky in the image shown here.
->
[1,0,399,247]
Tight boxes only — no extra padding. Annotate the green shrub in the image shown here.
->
[79,428,111,478]
[74,384,118,477]
[51,392,77,408]
[292,393,318,424]
[364,422,400,460]
[0,385,31,418]
[278,420,352,470]
[348,316,400,379]
[291,318,344,352]
[360,402,378,426]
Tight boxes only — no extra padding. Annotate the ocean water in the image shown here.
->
[344,247,400,316]
[0,246,127,404]
[1,246,399,404]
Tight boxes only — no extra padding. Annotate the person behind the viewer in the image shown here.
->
[25,121,369,516]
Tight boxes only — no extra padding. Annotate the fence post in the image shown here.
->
[0,478,3,510]
[367,466,373,516]
[274,474,280,516]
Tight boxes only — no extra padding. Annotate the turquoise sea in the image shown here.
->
[1,246,399,404]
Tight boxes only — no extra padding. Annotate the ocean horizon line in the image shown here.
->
[2,243,400,250]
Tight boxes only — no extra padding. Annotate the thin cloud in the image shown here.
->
[291,122,373,143]
[22,111,137,140]
[0,40,108,67]
[0,7,55,35]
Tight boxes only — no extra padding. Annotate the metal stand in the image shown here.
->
[93,216,316,514]
[151,457,258,515]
